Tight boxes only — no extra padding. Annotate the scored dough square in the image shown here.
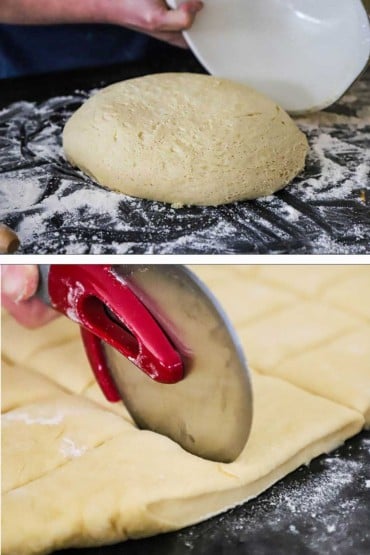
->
[83,382,135,423]
[238,301,361,371]
[1,310,77,365]
[193,265,258,288]
[24,337,93,395]
[206,276,298,327]
[256,265,358,298]
[1,362,65,413]
[2,394,131,494]
[2,373,363,555]
[322,273,370,322]
[270,327,370,425]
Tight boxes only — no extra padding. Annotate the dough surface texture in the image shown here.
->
[2,266,369,555]
[63,73,308,206]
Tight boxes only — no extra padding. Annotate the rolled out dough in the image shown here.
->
[63,73,308,206]
[1,266,369,554]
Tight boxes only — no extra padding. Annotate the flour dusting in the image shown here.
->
[3,409,65,426]
[60,437,87,459]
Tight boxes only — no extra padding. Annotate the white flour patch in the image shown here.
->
[60,437,87,458]
[0,173,45,211]
[278,204,301,223]
[3,409,65,426]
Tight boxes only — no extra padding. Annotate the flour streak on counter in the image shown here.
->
[0,71,369,254]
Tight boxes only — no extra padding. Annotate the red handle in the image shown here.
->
[47,265,184,401]
[80,327,121,402]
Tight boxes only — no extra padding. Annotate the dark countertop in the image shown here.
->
[0,49,369,254]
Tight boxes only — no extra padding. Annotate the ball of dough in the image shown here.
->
[63,73,308,206]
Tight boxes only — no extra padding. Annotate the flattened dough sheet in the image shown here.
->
[2,266,369,554]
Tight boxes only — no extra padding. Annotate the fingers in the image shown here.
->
[1,265,58,328]
[140,0,203,32]
[157,1,203,31]
[132,0,203,48]
[1,265,39,302]
[2,296,58,329]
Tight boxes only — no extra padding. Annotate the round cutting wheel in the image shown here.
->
[103,265,253,463]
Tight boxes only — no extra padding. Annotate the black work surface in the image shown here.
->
[57,431,370,555]
[0,48,369,254]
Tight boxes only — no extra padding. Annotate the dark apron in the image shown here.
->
[0,23,154,79]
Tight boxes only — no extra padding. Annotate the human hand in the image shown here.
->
[99,0,204,48]
[1,265,58,328]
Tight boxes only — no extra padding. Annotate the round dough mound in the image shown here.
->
[63,73,308,206]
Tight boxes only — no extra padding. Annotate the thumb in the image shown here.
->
[156,0,203,31]
[1,265,39,303]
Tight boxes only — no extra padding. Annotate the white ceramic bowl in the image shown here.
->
[168,0,370,113]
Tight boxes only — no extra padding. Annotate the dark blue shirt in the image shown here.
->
[0,24,154,78]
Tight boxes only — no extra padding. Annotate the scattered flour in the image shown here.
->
[0,172,45,211]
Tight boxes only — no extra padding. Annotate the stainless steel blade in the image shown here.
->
[103,265,253,463]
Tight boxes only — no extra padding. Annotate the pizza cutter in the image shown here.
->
[37,264,253,463]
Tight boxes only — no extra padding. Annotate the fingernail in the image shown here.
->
[1,266,28,303]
